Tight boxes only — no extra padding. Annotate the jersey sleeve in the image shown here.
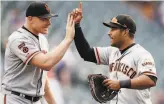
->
[137,52,157,78]
[9,38,41,64]
[93,46,119,65]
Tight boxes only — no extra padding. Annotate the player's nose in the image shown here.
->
[109,30,113,35]
[48,20,51,25]
[108,31,112,37]
[46,18,51,26]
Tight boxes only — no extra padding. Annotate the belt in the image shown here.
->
[11,91,41,102]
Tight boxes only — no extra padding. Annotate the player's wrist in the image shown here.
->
[119,79,131,88]
[75,23,80,28]
[64,37,74,43]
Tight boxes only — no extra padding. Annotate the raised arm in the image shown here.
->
[73,2,96,63]
[30,14,75,71]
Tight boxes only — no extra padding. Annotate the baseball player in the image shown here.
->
[72,3,157,104]
[2,2,75,104]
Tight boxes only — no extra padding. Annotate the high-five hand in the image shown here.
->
[66,13,75,40]
[71,2,83,24]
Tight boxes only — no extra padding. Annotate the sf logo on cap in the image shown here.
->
[45,4,50,13]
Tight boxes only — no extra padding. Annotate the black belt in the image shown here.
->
[11,91,41,102]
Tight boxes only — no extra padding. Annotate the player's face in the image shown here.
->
[108,28,124,48]
[31,17,51,34]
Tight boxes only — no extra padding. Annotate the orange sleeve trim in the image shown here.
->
[141,71,157,77]
[96,48,101,64]
[24,51,41,64]
[141,71,156,75]
[4,94,6,104]
[41,50,47,54]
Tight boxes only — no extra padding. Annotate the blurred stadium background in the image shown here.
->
[1,1,164,104]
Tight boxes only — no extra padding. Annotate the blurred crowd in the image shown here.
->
[1,1,164,104]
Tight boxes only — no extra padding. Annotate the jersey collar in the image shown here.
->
[120,43,136,54]
[18,27,39,45]
[22,26,39,40]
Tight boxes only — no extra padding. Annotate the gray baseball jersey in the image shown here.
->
[2,27,48,97]
[94,44,157,104]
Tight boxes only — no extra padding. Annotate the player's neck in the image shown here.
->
[24,23,39,35]
[119,39,135,51]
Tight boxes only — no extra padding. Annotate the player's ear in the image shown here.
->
[27,16,33,22]
[27,16,34,24]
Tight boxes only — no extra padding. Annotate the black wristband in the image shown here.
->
[119,79,131,88]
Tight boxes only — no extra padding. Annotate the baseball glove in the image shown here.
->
[88,74,118,103]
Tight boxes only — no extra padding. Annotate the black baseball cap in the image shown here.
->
[26,2,58,18]
[103,14,136,34]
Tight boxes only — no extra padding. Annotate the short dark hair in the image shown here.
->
[120,28,134,39]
